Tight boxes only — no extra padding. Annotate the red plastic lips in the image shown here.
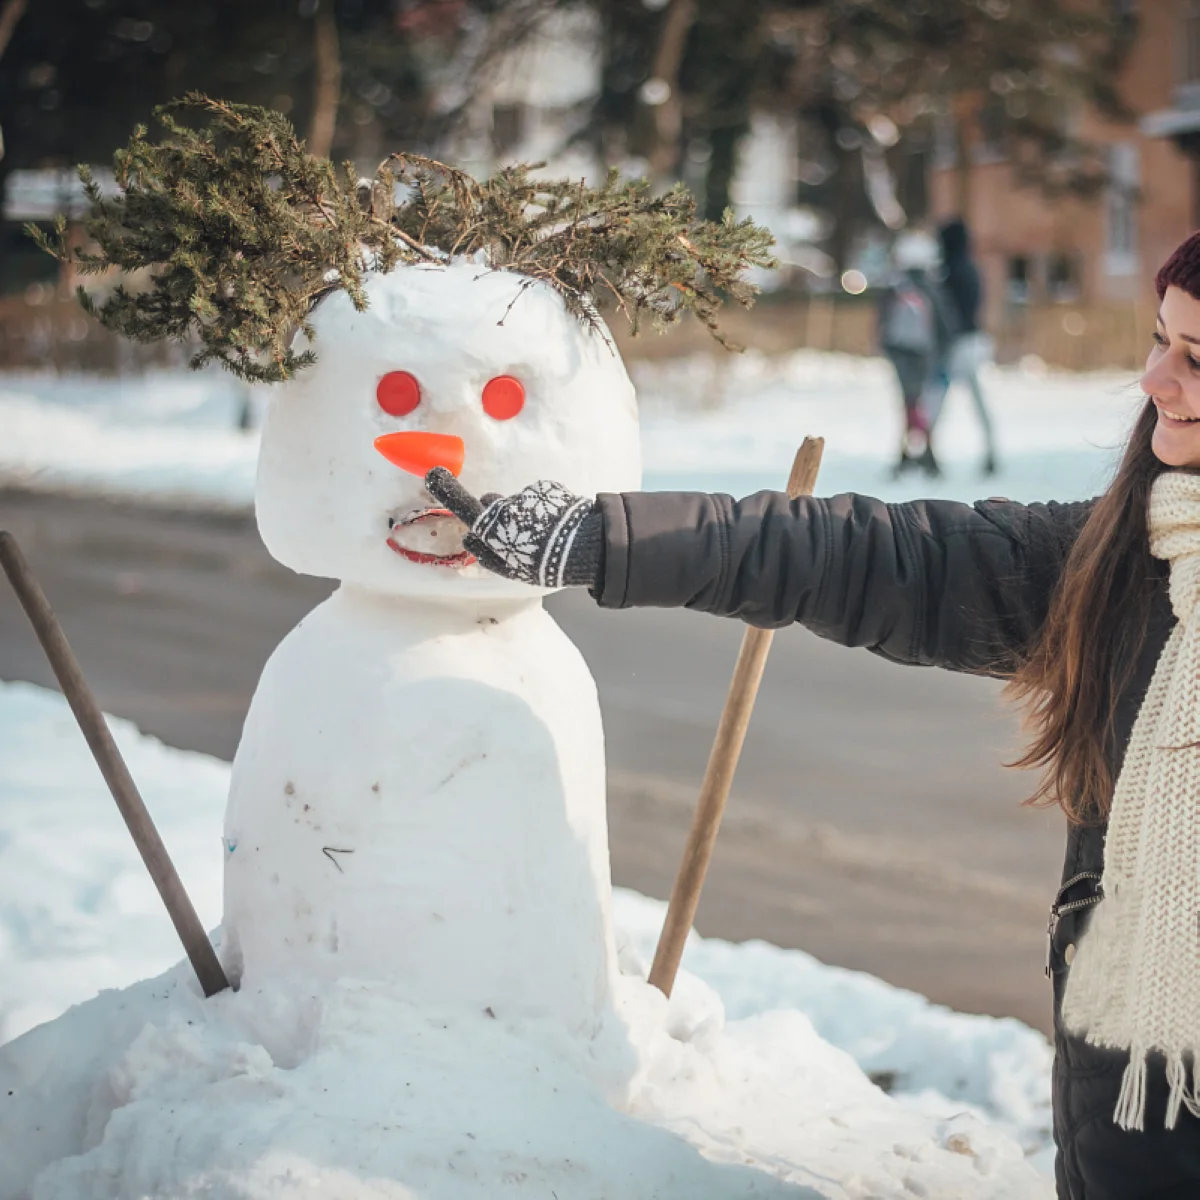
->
[374,431,465,478]
[386,509,476,568]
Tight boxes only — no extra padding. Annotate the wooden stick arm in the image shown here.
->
[0,530,230,998]
[647,437,825,997]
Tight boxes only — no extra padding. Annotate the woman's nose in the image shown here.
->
[374,432,465,478]
[1141,358,1176,400]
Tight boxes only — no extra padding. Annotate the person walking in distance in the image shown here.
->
[877,230,957,478]
[925,218,1000,477]
[429,231,1200,1197]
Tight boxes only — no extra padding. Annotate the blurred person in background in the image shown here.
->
[429,229,1200,1198]
[876,230,957,479]
[924,218,1000,477]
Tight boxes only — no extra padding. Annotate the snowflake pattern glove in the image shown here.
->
[425,467,603,589]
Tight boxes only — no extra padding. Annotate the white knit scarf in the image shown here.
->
[1062,470,1200,1131]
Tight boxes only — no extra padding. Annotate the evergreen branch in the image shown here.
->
[33,94,777,382]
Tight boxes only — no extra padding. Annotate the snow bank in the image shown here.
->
[0,680,1055,1196]
[0,372,260,509]
[0,350,1142,509]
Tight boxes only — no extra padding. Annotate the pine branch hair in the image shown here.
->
[29,93,777,383]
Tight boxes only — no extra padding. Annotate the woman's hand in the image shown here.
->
[424,467,602,589]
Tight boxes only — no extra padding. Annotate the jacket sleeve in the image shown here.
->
[593,490,1093,676]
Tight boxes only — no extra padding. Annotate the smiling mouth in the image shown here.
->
[1159,406,1200,424]
[386,508,476,568]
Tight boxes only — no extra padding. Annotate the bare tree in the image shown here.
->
[308,1,342,159]
[0,0,29,161]
[645,0,696,182]
[0,0,26,60]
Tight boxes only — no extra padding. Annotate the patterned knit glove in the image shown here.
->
[425,467,603,589]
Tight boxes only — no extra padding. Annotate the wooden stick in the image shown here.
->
[647,437,825,997]
[0,531,230,998]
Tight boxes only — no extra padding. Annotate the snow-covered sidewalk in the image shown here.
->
[0,678,1055,1190]
[0,350,1142,509]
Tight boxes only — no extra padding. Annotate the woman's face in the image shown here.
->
[1145,285,1200,468]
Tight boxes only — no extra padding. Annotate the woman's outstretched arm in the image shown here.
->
[594,491,1093,676]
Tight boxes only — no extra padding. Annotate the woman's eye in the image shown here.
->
[482,375,526,421]
[377,371,421,417]
[1188,357,1200,374]
[1152,332,1168,348]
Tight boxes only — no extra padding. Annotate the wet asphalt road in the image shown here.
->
[0,487,1066,1034]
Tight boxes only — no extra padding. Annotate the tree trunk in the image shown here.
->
[704,124,741,220]
[646,0,696,183]
[828,148,857,275]
[0,157,12,293]
[952,93,976,218]
[308,2,342,160]
[0,0,27,62]
[0,0,29,164]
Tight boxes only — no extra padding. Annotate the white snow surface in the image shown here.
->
[0,680,1055,1197]
[0,348,1143,509]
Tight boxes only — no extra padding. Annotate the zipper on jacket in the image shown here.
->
[1045,872,1104,978]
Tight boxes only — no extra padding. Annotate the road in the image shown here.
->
[0,487,1066,1034]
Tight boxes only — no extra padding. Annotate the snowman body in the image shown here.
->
[224,590,616,1031]
[222,262,642,1033]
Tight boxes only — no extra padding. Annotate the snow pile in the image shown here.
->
[4,961,1044,1199]
[0,348,1142,509]
[0,679,1054,1197]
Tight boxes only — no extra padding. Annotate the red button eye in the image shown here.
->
[482,375,525,421]
[377,371,421,417]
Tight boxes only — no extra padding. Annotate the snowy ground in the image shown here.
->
[0,679,1055,1187]
[0,350,1143,509]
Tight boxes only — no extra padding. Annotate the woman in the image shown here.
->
[429,232,1200,1199]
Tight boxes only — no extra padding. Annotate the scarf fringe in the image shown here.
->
[1114,1052,1147,1131]
[1166,1053,1186,1129]
[1113,1051,1200,1131]
[1164,1053,1200,1128]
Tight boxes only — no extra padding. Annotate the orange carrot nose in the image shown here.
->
[374,432,465,478]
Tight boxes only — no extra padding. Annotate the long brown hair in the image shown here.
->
[1005,398,1165,823]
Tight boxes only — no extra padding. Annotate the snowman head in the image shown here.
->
[255,261,642,599]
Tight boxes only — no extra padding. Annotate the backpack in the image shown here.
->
[881,278,935,353]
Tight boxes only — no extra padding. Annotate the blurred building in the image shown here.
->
[929,0,1193,327]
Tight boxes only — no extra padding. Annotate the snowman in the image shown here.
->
[224,259,641,1035]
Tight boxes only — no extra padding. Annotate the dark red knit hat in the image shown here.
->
[1156,231,1200,300]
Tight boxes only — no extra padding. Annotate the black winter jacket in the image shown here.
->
[593,489,1196,1200]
